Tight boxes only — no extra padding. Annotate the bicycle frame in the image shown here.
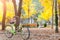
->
[5,16,30,40]
[9,24,16,35]
[10,29,16,35]
[9,23,22,35]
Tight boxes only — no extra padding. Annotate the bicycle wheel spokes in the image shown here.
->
[5,25,13,38]
[5,30,13,38]
[21,27,30,40]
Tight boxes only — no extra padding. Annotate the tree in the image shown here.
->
[58,3,60,27]
[52,0,54,29]
[54,0,58,33]
[2,0,6,30]
[12,0,22,30]
[17,0,22,26]
[12,0,17,30]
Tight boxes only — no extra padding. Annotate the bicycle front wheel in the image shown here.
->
[5,25,13,38]
[20,27,30,40]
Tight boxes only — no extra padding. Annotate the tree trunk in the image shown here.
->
[51,0,54,29]
[54,0,58,33]
[18,0,22,17]
[2,0,6,30]
[12,0,22,30]
[12,0,17,15]
[12,0,18,30]
[17,0,23,27]
[58,4,60,27]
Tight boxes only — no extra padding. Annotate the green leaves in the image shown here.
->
[32,0,43,13]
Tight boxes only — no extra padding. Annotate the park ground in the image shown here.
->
[0,24,60,40]
[0,27,60,40]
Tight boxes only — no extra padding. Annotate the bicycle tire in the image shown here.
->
[5,25,13,38]
[20,27,30,40]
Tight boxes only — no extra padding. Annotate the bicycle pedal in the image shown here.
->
[18,30,22,32]
[18,30,21,32]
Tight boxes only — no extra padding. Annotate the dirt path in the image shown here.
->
[29,28,60,40]
[0,28,60,40]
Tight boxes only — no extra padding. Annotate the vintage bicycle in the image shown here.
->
[5,16,30,40]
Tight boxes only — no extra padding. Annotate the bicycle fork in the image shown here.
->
[10,30,16,35]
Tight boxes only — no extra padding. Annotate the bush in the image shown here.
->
[44,23,47,27]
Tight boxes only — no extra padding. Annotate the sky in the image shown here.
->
[16,0,19,6]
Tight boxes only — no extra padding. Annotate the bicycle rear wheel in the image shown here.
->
[20,27,30,40]
[5,25,13,38]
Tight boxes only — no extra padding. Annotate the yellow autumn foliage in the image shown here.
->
[38,0,53,21]
[0,0,60,22]
[0,1,15,22]
[38,0,60,21]
[0,2,3,22]
[22,0,36,18]
[6,1,15,18]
